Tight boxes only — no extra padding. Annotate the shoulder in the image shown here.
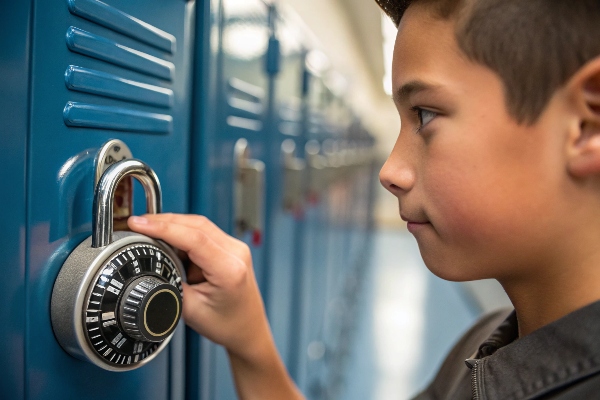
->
[413,308,513,400]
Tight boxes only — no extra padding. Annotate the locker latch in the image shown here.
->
[281,139,306,216]
[234,138,265,246]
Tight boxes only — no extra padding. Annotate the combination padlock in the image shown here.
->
[51,152,184,372]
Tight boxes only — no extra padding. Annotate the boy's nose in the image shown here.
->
[379,154,416,194]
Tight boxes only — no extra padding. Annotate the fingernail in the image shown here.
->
[130,216,149,225]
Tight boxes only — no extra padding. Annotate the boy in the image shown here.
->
[128,0,600,398]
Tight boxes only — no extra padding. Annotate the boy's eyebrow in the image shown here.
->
[393,80,438,103]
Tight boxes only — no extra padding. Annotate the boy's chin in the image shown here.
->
[419,249,493,282]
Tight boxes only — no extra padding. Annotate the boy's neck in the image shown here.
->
[501,258,600,337]
[500,189,600,337]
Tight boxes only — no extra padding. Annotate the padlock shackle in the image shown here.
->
[92,159,162,248]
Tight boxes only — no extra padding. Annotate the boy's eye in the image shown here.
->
[412,107,438,132]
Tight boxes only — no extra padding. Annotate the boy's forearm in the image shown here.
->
[227,338,304,400]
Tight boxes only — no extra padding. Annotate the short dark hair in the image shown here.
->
[376,0,600,124]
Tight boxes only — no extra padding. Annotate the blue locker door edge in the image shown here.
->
[187,0,222,398]
[0,1,31,398]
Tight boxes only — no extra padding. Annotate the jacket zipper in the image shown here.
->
[471,360,480,400]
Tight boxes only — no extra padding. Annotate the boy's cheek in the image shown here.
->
[418,178,528,280]
[421,180,565,281]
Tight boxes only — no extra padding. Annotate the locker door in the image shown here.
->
[322,103,356,397]
[262,7,306,373]
[295,73,332,398]
[0,2,31,398]
[22,0,194,398]
[189,0,271,398]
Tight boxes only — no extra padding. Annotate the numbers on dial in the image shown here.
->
[83,243,183,366]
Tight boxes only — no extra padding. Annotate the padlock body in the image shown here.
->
[51,231,184,372]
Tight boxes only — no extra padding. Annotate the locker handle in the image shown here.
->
[305,140,328,204]
[281,139,306,215]
[234,139,265,246]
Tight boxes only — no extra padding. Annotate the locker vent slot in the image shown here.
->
[227,97,262,119]
[308,110,325,135]
[278,101,300,136]
[66,26,174,81]
[65,65,173,108]
[226,116,262,132]
[63,102,173,134]
[67,0,176,54]
[226,78,264,132]
[228,78,264,102]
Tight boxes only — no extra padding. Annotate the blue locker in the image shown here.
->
[189,0,271,398]
[1,0,195,398]
[0,1,30,398]
[295,72,334,398]
[187,1,218,399]
[320,95,352,399]
[262,6,307,373]
[322,113,376,397]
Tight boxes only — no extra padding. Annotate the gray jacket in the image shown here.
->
[414,301,600,399]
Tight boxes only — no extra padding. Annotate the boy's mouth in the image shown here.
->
[400,214,428,224]
[401,214,431,233]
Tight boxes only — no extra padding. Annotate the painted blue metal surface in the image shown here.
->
[300,194,331,398]
[189,0,271,398]
[65,65,174,108]
[67,0,176,54]
[18,0,195,398]
[63,101,173,133]
[66,26,175,81]
[187,0,221,398]
[261,6,306,373]
[0,1,31,398]
[214,0,270,396]
[294,74,333,397]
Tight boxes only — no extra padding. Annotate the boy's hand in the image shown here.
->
[128,213,303,400]
[127,213,271,363]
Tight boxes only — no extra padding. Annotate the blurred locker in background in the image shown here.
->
[190,1,271,398]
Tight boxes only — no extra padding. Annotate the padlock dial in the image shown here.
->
[83,242,183,367]
[119,276,182,342]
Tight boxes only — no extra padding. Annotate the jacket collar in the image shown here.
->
[472,300,600,400]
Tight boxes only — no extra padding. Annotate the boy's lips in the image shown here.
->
[400,214,429,224]
[401,214,431,233]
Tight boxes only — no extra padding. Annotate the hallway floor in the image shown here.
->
[339,228,483,399]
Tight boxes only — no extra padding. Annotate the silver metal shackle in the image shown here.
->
[92,159,162,248]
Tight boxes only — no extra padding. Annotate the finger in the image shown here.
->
[130,214,250,263]
[128,217,246,288]
[181,282,211,335]
[137,213,241,250]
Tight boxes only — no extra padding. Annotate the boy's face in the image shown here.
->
[380,5,573,282]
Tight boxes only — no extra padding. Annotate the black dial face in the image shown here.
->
[83,243,183,367]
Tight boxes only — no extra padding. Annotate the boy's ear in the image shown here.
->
[566,56,600,178]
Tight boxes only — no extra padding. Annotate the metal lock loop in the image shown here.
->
[92,159,162,248]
